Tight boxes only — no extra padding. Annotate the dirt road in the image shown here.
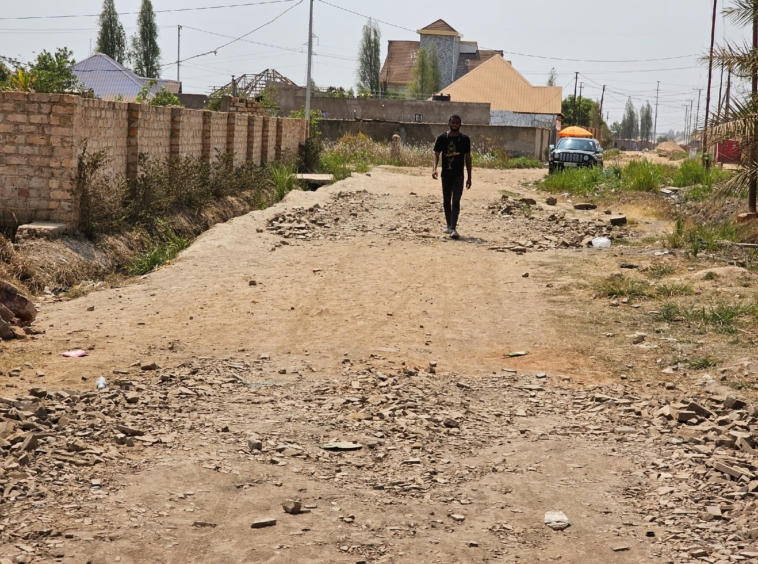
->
[1,167,756,564]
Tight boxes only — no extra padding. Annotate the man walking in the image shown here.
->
[432,115,472,240]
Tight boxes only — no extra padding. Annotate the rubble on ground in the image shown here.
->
[264,191,631,254]
[0,281,37,341]
[2,353,758,562]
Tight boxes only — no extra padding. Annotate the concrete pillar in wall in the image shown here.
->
[202,111,212,164]
[275,118,284,161]
[170,107,182,160]
[126,103,141,182]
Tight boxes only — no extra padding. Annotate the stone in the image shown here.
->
[522,272,529,278]
[676,411,697,423]
[725,396,746,410]
[248,438,263,451]
[632,333,646,345]
[124,392,140,404]
[573,203,597,210]
[686,401,712,419]
[0,321,15,341]
[450,514,465,522]
[251,518,277,529]
[443,418,460,428]
[609,215,628,226]
[545,197,557,206]
[141,362,160,371]
[0,280,37,323]
[0,303,15,323]
[612,546,630,552]
[10,326,27,340]
[713,461,752,480]
[282,500,302,514]
[705,505,722,519]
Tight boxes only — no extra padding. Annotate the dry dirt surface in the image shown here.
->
[2,167,758,564]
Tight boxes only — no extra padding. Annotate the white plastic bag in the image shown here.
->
[591,237,611,249]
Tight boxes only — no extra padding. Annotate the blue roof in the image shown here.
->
[72,53,180,102]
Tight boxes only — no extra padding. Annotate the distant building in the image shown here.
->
[72,53,180,102]
[438,56,562,128]
[379,19,503,95]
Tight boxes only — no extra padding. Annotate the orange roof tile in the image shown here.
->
[440,56,563,114]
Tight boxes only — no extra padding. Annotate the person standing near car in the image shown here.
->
[432,115,472,240]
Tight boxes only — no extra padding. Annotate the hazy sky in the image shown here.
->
[1,0,751,131]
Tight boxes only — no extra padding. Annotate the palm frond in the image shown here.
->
[710,41,758,78]
[723,0,758,28]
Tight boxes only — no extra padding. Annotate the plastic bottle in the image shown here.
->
[96,376,107,390]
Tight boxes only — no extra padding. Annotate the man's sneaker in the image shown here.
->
[450,229,460,240]
[443,226,453,234]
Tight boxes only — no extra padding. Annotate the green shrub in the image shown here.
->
[269,163,300,202]
[128,221,191,275]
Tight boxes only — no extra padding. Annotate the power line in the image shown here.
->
[316,0,415,32]
[498,51,699,64]
[180,25,356,61]
[0,0,298,21]
[162,0,304,68]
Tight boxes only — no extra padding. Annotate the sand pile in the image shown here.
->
[656,140,684,157]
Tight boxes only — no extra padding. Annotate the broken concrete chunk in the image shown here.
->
[725,396,747,410]
[282,500,302,515]
[251,518,276,529]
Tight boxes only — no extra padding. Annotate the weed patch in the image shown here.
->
[595,276,652,299]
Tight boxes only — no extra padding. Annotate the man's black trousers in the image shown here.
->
[441,176,464,230]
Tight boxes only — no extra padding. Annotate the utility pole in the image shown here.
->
[683,104,689,146]
[653,81,660,148]
[689,99,694,146]
[703,0,717,165]
[578,82,584,125]
[177,25,182,84]
[304,0,315,127]
[750,9,758,214]
[572,72,579,125]
[693,88,702,139]
[599,85,606,137]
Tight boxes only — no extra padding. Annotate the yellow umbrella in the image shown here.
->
[559,126,593,138]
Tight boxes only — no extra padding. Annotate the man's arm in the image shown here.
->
[465,153,472,189]
[432,152,441,180]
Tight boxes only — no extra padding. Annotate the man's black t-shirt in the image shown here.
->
[434,132,471,179]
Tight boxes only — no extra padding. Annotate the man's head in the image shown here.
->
[449,115,462,131]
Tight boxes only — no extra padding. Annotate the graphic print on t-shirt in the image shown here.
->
[444,140,460,171]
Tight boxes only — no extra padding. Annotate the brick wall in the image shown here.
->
[207,112,228,162]
[0,93,78,224]
[0,92,307,227]
[228,113,249,167]
[247,115,263,166]
[74,99,129,179]
[172,108,204,159]
[260,117,277,164]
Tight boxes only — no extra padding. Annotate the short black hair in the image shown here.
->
[449,114,462,123]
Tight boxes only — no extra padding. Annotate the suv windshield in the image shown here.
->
[557,138,596,152]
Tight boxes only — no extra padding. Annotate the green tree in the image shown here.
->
[356,19,381,96]
[546,68,557,87]
[408,46,441,100]
[610,121,622,138]
[707,0,758,208]
[639,102,653,144]
[620,98,638,139]
[30,48,80,93]
[96,0,127,64]
[0,60,10,89]
[561,95,600,127]
[129,0,161,78]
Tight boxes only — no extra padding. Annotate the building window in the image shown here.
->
[321,111,328,119]
[414,114,423,122]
